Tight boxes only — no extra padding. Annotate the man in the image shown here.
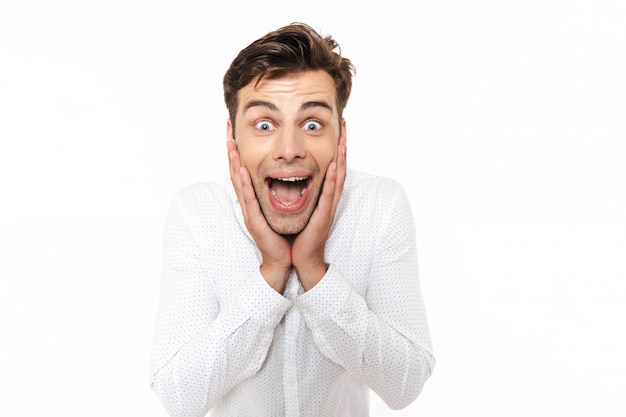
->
[150,22,435,417]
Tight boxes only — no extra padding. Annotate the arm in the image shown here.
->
[149,188,291,417]
[296,186,435,410]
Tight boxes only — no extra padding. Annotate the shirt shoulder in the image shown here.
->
[171,175,234,209]
[165,175,238,227]
[339,169,416,239]
[343,168,408,206]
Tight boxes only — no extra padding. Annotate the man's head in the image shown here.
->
[223,22,354,131]
[224,23,355,236]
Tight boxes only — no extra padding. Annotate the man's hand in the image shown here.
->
[227,136,347,293]
[227,139,292,293]
[292,136,346,290]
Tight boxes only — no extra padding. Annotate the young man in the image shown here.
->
[150,22,435,417]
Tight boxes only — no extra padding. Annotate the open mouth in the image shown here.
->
[267,176,310,207]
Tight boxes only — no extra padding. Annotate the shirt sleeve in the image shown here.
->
[295,184,435,410]
[149,188,291,417]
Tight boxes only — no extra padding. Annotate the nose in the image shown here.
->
[272,126,305,162]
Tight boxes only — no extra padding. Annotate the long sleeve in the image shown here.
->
[295,181,435,410]
[149,187,291,417]
[149,173,434,417]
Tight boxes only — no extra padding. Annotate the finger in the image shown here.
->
[227,142,253,222]
[238,165,257,208]
[332,141,347,210]
[227,141,243,194]
[311,160,338,227]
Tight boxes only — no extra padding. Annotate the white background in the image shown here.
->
[1,0,625,416]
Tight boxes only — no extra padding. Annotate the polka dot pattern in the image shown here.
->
[150,169,435,416]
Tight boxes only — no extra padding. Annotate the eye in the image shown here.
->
[303,120,322,131]
[255,120,275,132]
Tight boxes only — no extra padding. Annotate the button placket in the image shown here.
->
[283,271,301,416]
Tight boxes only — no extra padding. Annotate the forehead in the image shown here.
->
[237,70,337,114]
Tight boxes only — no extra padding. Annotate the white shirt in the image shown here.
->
[150,168,435,417]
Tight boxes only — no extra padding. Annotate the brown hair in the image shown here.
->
[223,22,355,130]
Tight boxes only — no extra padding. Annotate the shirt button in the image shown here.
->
[287,330,295,338]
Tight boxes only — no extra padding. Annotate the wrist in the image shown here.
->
[295,261,329,291]
[260,263,290,293]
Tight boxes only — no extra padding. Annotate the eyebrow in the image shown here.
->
[300,100,332,112]
[243,100,333,113]
[244,100,278,112]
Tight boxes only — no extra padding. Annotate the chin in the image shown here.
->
[256,187,319,236]
[268,219,307,236]
[263,208,312,236]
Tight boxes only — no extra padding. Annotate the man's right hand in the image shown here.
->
[227,139,292,293]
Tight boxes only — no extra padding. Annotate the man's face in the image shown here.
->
[229,70,345,235]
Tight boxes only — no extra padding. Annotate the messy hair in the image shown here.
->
[223,22,355,129]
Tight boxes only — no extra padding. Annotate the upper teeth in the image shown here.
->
[276,177,306,182]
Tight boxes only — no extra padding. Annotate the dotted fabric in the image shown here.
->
[150,168,435,417]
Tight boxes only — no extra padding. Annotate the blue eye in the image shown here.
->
[255,120,275,131]
[304,121,322,131]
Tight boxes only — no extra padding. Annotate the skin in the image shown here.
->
[226,70,347,294]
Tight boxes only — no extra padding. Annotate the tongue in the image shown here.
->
[272,181,302,206]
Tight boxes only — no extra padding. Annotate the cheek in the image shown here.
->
[236,143,260,170]
[240,156,261,175]
[315,146,338,173]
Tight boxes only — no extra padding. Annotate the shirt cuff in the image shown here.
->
[243,269,292,327]
[216,270,292,338]
[295,264,355,328]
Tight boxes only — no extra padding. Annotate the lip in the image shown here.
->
[265,174,312,213]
